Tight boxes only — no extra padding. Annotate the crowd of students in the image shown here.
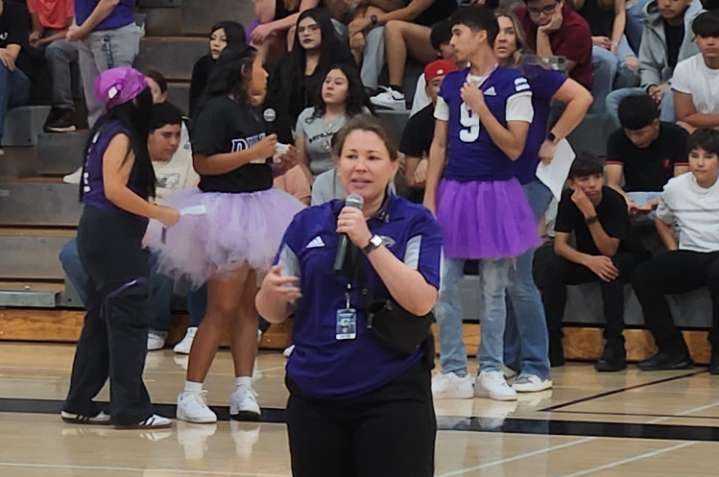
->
[3,0,719,444]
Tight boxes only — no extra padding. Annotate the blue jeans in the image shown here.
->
[0,64,31,144]
[59,238,206,330]
[591,37,636,114]
[503,181,554,380]
[436,257,513,375]
[606,87,675,127]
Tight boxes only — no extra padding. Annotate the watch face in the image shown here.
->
[370,235,383,247]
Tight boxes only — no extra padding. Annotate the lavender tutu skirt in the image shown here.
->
[145,188,305,287]
[437,178,540,260]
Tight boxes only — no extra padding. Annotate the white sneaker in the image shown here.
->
[63,166,83,184]
[116,414,173,429]
[60,410,111,425]
[370,87,407,111]
[176,390,217,424]
[173,327,197,355]
[475,371,517,401]
[512,374,553,393]
[230,384,261,421]
[147,331,167,351]
[283,345,295,358]
[431,372,474,399]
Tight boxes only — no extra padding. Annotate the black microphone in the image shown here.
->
[334,193,365,273]
[263,108,276,134]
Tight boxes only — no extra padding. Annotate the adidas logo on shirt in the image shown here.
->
[306,236,325,249]
[514,78,530,92]
[484,87,497,96]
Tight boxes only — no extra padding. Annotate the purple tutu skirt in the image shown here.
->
[145,188,305,287]
[437,178,540,260]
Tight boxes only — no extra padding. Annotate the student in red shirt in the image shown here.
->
[27,0,79,133]
[515,0,593,92]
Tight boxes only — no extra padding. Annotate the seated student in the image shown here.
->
[369,0,458,111]
[673,11,719,133]
[27,0,80,133]
[551,154,645,372]
[265,8,353,144]
[399,59,457,203]
[606,94,689,216]
[0,0,31,155]
[632,129,719,372]
[295,63,369,180]
[250,0,319,61]
[189,21,246,119]
[410,19,459,117]
[515,0,593,93]
[605,0,702,125]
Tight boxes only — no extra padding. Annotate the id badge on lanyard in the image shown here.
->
[336,282,357,341]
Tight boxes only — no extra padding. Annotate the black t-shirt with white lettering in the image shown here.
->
[555,186,629,256]
[191,95,273,193]
[606,122,688,192]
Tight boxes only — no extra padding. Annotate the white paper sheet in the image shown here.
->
[536,139,576,201]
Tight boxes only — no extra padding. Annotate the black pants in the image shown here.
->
[632,250,719,352]
[63,206,154,426]
[286,364,436,477]
[540,251,644,342]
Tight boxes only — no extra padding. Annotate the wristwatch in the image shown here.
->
[370,14,379,27]
[585,216,599,225]
[363,234,383,254]
[547,131,558,144]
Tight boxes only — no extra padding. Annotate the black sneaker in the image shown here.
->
[638,350,693,371]
[45,109,77,133]
[595,340,627,372]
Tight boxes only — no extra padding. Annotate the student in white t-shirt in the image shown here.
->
[632,129,719,373]
[673,12,719,133]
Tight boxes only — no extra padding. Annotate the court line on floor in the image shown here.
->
[5,398,719,442]
[553,410,719,420]
[555,441,696,477]
[436,437,597,477]
[540,370,707,412]
[0,462,288,476]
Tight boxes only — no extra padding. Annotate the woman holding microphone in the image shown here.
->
[257,115,443,477]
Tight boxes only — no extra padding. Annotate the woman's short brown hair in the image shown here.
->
[331,115,398,162]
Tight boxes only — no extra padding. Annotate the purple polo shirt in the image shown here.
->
[75,0,135,31]
[276,195,443,398]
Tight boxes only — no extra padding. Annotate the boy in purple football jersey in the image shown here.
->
[424,6,539,401]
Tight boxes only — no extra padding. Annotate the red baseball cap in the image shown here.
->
[424,59,458,83]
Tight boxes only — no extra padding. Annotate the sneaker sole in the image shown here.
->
[474,388,518,401]
[46,126,77,133]
[230,410,261,422]
[513,382,553,393]
[61,416,112,426]
[114,422,173,430]
[176,409,217,424]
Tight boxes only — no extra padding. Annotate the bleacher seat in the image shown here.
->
[2,106,51,147]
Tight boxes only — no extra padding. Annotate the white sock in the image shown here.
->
[184,381,203,393]
[235,376,252,388]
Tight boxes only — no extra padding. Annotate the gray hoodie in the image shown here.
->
[638,0,703,87]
